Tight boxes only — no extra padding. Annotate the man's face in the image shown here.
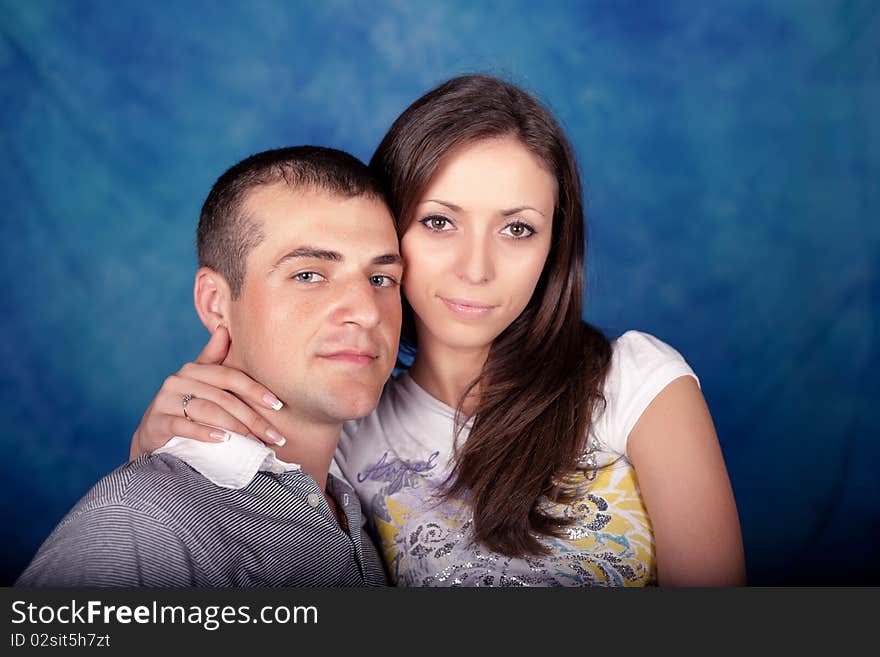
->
[226,183,402,424]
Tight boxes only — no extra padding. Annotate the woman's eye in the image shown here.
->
[370,275,398,288]
[419,215,454,232]
[501,222,535,239]
[292,271,326,283]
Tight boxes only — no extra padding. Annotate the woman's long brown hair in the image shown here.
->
[370,75,613,557]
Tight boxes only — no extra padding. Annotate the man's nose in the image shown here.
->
[333,277,382,327]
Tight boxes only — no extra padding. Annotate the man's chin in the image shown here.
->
[319,384,384,422]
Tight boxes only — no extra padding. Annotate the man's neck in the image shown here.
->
[262,408,342,493]
[221,353,342,492]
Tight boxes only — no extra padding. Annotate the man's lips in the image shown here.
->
[317,350,379,366]
[440,296,497,317]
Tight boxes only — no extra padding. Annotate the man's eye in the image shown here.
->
[500,222,535,239]
[370,275,398,288]
[292,272,326,283]
[418,215,454,232]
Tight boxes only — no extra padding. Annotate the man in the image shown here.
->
[17,146,402,586]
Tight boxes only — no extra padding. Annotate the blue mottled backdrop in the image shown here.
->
[1,0,877,585]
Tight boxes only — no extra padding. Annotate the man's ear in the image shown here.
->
[194,267,233,332]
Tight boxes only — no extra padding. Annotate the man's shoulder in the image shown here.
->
[15,455,211,587]
[61,453,216,526]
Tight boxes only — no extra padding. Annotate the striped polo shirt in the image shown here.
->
[16,451,388,587]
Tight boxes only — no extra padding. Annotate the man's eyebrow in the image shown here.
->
[273,248,401,269]
[274,247,342,267]
[372,253,403,266]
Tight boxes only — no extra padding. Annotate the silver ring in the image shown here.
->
[181,393,195,421]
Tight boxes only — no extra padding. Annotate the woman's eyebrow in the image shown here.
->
[501,205,546,218]
[424,199,546,218]
[423,199,462,212]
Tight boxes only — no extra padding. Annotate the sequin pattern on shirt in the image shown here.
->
[371,460,656,587]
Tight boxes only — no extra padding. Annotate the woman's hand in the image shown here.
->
[129,326,287,460]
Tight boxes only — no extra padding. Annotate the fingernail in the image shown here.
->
[263,393,283,410]
[266,428,286,446]
[209,431,231,442]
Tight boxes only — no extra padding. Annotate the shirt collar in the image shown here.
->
[155,432,300,489]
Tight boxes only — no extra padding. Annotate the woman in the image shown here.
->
[131,75,746,586]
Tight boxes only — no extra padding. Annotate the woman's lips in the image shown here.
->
[440,296,496,318]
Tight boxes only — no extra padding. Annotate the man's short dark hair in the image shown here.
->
[197,146,386,298]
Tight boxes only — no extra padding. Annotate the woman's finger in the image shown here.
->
[195,325,231,365]
[171,397,254,438]
[162,414,237,444]
[132,409,236,459]
[158,376,287,446]
[175,363,283,412]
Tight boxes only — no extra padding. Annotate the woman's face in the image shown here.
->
[401,137,556,354]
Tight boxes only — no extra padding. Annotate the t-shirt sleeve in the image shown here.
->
[593,330,700,457]
[15,503,197,587]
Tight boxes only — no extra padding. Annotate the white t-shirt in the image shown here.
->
[334,330,698,587]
